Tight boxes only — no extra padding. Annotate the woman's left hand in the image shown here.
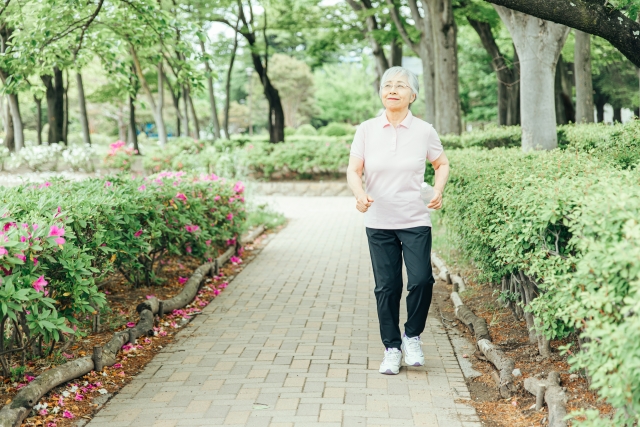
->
[427,189,443,210]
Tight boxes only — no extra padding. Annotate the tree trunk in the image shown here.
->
[467,18,520,126]
[3,98,14,152]
[253,55,286,143]
[117,105,126,141]
[163,71,182,137]
[494,6,569,151]
[224,28,239,139]
[418,43,436,125]
[188,90,200,139]
[595,97,606,123]
[63,70,69,144]
[35,96,43,145]
[128,96,140,155]
[613,106,622,123]
[182,85,190,137]
[200,39,221,140]
[390,36,403,67]
[555,56,568,125]
[131,48,167,145]
[426,0,462,135]
[41,67,65,144]
[574,30,594,123]
[76,72,92,145]
[6,93,23,151]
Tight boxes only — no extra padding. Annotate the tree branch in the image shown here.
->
[73,0,105,58]
[483,0,640,67]
[385,0,419,53]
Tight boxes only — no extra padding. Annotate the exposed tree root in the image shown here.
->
[524,371,568,427]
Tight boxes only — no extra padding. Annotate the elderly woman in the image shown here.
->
[347,66,450,375]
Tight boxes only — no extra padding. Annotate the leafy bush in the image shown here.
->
[61,144,96,172]
[440,147,640,426]
[284,127,296,136]
[0,173,246,348]
[439,125,522,149]
[103,140,137,171]
[0,145,10,170]
[295,124,318,136]
[19,144,64,171]
[318,122,355,137]
[143,138,209,173]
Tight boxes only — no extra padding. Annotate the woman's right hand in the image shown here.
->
[356,194,374,213]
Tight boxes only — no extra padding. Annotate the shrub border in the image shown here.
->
[0,224,266,427]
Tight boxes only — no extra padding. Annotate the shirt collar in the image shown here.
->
[380,110,414,128]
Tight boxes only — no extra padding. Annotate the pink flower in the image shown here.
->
[226,237,236,246]
[134,229,143,238]
[74,393,83,401]
[39,181,52,189]
[214,195,221,201]
[159,330,167,337]
[3,222,16,231]
[20,235,26,243]
[205,239,211,246]
[47,422,57,427]
[15,253,26,262]
[63,410,74,419]
[58,395,64,406]
[104,181,112,188]
[230,256,242,265]
[25,374,35,382]
[175,193,187,202]
[33,257,38,266]
[62,352,74,359]
[121,343,134,351]
[32,276,48,292]
[39,409,48,416]
[54,206,61,218]
[220,282,228,289]
[146,295,155,299]
[48,225,65,237]
[126,322,136,328]
[138,185,146,191]
[32,224,39,230]
[213,289,220,296]
[226,213,233,221]
[0,247,6,256]
[186,246,192,254]
[113,363,123,368]
[233,181,245,194]
[185,225,199,233]
[178,277,188,285]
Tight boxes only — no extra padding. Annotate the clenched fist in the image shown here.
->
[356,194,374,213]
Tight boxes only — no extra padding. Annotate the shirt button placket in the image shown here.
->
[392,128,397,151]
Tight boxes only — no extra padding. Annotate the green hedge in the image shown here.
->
[0,173,245,346]
[440,148,640,426]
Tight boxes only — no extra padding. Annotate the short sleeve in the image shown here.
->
[426,126,444,162]
[350,125,365,160]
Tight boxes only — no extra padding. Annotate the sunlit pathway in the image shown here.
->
[87,197,481,427]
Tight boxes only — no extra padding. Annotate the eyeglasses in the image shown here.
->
[381,83,410,91]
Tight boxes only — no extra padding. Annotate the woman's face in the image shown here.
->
[380,75,416,112]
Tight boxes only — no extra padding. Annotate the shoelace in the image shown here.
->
[405,337,423,355]
[383,349,402,364]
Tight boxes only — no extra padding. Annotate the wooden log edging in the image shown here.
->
[438,256,517,398]
[524,372,568,427]
[0,225,268,427]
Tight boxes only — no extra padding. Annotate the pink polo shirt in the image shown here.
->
[350,110,443,229]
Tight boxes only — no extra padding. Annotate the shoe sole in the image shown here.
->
[379,368,400,375]
[401,344,425,367]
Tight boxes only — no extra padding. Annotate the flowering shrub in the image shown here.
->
[441,148,640,426]
[19,144,64,171]
[103,140,137,171]
[61,144,95,172]
[0,172,246,353]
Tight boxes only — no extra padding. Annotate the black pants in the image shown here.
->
[366,226,434,350]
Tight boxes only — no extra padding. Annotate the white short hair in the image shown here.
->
[379,66,420,104]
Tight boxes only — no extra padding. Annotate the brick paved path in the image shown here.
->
[87,197,481,427]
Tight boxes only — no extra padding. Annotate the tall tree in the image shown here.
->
[467,17,519,125]
[494,6,569,151]
[483,0,640,68]
[199,38,221,139]
[76,72,92,145]
[41,67,66,144]
[131,50,168,145]
[574,30,594,123]
[387,0,436,124]
[0,27,24,151]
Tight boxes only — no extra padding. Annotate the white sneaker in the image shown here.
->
[379,348,402,375]
[401,334,425,367]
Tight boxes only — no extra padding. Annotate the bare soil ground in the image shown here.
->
[0,226,281,427]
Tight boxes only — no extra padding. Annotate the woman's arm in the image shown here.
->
[347,155,374,213]
[427,152,450,210]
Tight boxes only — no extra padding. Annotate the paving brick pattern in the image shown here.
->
[87,197,481,427]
